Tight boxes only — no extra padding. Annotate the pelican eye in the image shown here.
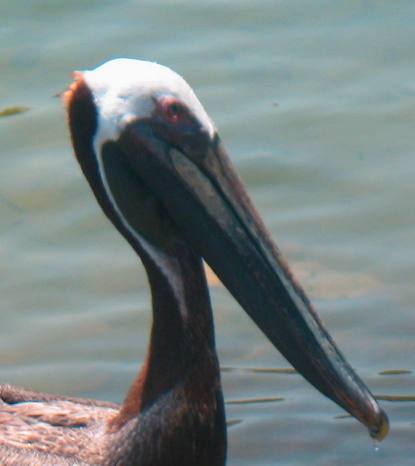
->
[160,97,185,123]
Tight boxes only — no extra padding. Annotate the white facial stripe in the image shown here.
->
[82,58,216,154]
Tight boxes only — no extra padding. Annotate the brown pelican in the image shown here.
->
[0,59,389,465]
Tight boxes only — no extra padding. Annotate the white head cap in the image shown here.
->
[82,58,216,152]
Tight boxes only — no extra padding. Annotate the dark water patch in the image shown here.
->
[379,369,412,376]
[334,414,352,420]
[376,395,415,402]
[227,418,243,428]
[251,367,297,375]
[221,366,296,375]
[226,396,284,405]
[0,106,29,118]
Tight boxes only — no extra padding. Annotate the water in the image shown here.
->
[1,1,415,464]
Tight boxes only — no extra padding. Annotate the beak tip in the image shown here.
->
[369,407,389,441]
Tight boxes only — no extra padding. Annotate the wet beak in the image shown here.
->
[118,122,389,441]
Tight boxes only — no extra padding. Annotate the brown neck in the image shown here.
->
[114,239,220,426]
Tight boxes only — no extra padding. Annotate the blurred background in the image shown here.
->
[1,1,414,464]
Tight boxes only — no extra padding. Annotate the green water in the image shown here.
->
[1,1,415,464]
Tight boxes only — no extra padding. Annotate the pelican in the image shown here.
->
[0,59,389,465]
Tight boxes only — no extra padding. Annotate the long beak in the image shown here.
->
[118,123,389,440]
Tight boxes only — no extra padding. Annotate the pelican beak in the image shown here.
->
[115,120,389,441]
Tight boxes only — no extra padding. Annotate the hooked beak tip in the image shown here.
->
[370,408,389,441]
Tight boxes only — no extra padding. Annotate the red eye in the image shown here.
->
[160,97,185,123]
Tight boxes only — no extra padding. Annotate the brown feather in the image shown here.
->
[0,384,120,464]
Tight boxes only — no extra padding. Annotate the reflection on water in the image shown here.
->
[1,1,415,465]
